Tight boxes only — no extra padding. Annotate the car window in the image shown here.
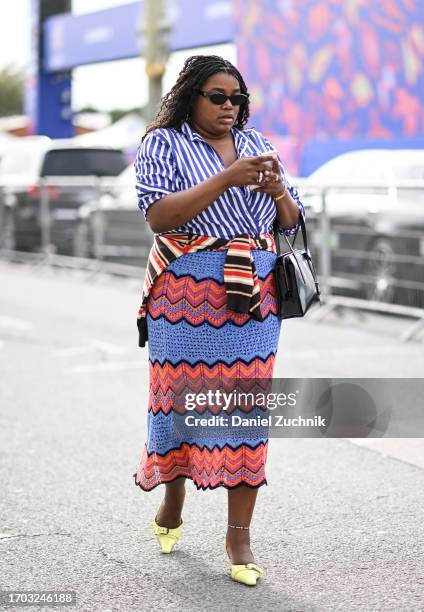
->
[41,149,127,177]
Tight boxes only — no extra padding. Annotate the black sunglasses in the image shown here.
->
[197,90,249,106]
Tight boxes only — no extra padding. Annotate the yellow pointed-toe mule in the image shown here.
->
[224,541,264,586]
[152,517,183,553]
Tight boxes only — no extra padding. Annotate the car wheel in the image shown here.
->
[363,238,398,304]
[73,220,93,258]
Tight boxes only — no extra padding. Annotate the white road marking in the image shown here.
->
[54,345,97,357]
[65,360,147,374]
[347,438,424,470]
[54,339,127,357]
[90,339,128,355]
[0,315,33,332]
[282,345,423,359]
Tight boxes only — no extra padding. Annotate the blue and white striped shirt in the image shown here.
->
[134,120,305,239]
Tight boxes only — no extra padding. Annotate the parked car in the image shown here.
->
[299,149,424,308]
[0,136,127,253]
[74,164,153,266]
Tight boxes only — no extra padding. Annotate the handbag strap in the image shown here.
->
[273,210,308,257]
[273,211,321,297]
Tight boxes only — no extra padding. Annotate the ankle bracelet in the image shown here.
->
[228,523,249,530]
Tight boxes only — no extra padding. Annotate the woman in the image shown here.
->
[133,55,305,586]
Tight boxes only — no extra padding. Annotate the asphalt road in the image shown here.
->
[1,260,424,611]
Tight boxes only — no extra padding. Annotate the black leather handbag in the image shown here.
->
[273,212,321,319]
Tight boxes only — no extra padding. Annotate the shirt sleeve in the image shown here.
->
[257,132,306,237]
[134,130,177,221]
[277,178,306,238]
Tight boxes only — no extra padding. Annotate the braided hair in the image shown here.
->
[142,55,250,141]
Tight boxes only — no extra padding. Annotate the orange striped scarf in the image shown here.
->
[137,232,276,347]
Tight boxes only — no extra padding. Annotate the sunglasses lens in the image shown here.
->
[231,94,247,105]
[210,93,227,104]
[204,92,248,105]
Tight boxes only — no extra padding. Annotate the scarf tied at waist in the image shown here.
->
[137,231,276,347]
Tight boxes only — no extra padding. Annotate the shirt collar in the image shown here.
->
[181,120,204,142]
[181,120,250,156]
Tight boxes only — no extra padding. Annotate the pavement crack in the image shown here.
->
[96,547,199,605]
[0,532,71,540]
[98,546,129,567]
[105,516,132,528]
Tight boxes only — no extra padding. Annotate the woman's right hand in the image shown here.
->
[222,154,277,188]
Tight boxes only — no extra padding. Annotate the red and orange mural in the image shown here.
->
[233,0,424,174]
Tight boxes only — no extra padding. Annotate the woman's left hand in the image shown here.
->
[251,158,286,199]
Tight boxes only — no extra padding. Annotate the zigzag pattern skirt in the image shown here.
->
[133,248,282,491]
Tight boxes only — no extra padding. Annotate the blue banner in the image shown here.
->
[44,0,233,72]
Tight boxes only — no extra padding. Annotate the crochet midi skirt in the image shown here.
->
[133,247,282,491]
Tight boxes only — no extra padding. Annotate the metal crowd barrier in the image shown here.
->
[0,175,152,261]
[294,179,424,341]
[0,176,423,341]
